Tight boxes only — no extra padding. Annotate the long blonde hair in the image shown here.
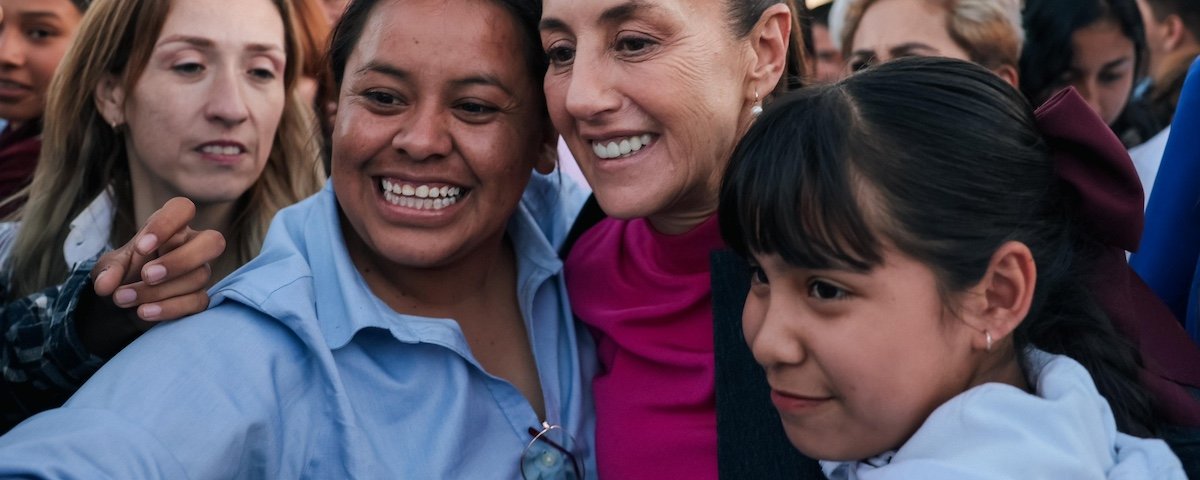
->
[4,0,324,299]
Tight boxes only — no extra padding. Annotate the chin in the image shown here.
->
[591,189,665,221]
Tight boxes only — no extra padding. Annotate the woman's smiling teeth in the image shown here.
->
[381,178,463,210]
[592,134,653,159]
[200,145,243,155]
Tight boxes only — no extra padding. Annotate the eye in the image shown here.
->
[545,44,575,67]
[1098,71,1125,84]
[26,27,55,41]
[363,90,401,106]
[808,280,847,301]
[848,55,874,72]
[748,265,769,285]
[615,35,654,54]
[455,101,500,122]
[172,63,205,75]
[249,68,277,80]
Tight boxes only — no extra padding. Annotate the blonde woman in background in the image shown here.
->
[838,0,1024,85]
[0,0,322,430]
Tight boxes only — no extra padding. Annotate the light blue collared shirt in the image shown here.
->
[0,172,596,479]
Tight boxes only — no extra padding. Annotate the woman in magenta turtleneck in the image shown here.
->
[539,0,812,477]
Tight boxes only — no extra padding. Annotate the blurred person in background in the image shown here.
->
[1127,0,1200,204]
[809,2,847,83]
[1021,0,1161,148]
[840,0,1023,86]
[0,0,86,217]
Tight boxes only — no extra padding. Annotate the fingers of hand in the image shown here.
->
[132,197,196,256]
[136,291,210,323]
[91,250,132,296]
[140,230,224,286]
[112,265,211,310]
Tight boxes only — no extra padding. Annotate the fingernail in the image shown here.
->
[136,234,158,254]
[114,288,137,305]
[144,264,166,283]
[95,268,110,284]
[140,304,162,320]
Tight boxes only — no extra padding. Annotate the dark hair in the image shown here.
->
[811,2,832,27]
[719,56,1157,437]
[70,0,92,11]
[726,0,809,92]
[1019,0,1146,106]
[1142,0,1200,39]
[329,0,546,90]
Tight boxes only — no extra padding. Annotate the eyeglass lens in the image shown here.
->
[520,424,584,480]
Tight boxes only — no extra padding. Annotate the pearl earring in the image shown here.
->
[751,89,763,117]
[985,331,993,351]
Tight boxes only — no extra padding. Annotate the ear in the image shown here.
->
[992,64,1020,89]
[534,126,558,175]
[1163,14,1188,51]
[959,241,1037,351]
[746,3,792,99]
[94,74,126,128]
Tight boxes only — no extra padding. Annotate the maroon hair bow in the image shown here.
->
[1033,87,1144,252]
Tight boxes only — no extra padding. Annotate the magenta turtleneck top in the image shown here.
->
[565,214,723,480]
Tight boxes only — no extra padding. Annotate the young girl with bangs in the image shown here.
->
[718,56,1188,478]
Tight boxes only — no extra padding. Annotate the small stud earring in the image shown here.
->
[750,89,763,117]
[985,331,993,351]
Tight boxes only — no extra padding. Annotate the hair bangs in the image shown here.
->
[720,86,883,272]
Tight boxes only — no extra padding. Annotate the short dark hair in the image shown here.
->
[811,2,832,27]
[1143,0,1200,39]
[719,56,1157,437]
[329,0,546,90]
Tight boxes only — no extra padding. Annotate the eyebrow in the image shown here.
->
[888,42,940,57]
[540,1,656,32]
[16,11,70,22]
[1102,57,1133,70]
[356,61,513,95]
[155,35,284,56]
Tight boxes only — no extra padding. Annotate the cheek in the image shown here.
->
[741,295,767,344]
[29,45,71,94]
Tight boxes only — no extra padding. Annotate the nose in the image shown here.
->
[390,103,452,161]
[562,49,621,122]
[1073,81,1105,122]
[744,295,807,369]
[204,67,250,127]
[0,22,26,69]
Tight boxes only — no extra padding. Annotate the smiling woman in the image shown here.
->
[0,0,322,430]
[0,0,595,477]
[0,0,85,215]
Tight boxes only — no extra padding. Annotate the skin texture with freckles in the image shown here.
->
[540,0,758,234]
[332,0,550,273]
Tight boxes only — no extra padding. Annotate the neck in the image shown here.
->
[342,219,517,319]
[646,198,718,236]
[970,345,1030,393]
[132,187,242,286]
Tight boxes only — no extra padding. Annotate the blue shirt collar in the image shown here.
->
[302,181,562,350]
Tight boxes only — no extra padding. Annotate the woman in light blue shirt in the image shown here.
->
[0,0,596,477]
